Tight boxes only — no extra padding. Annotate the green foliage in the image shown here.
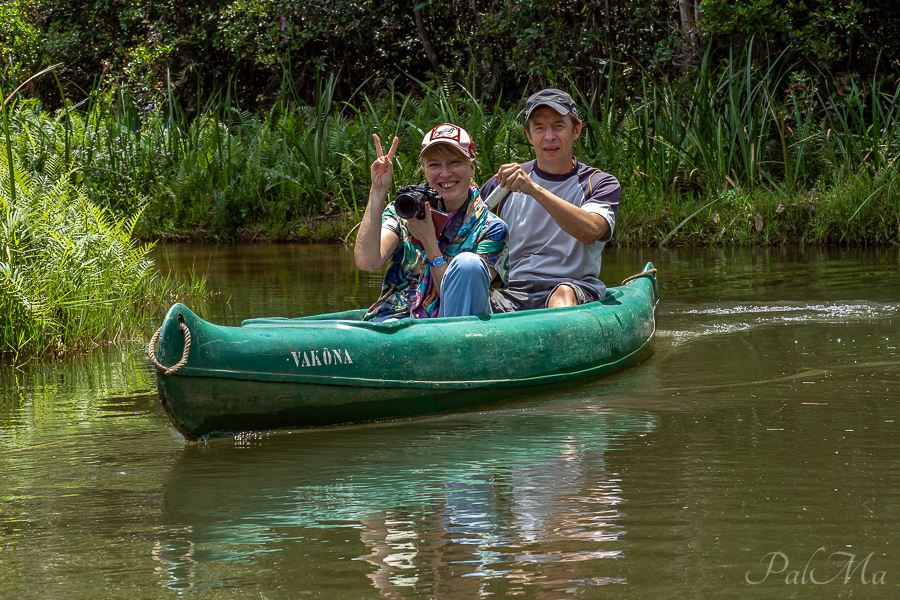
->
[17,0,899,110]
[700,0,897,71]
[617,162,900,247]
[0,1,48,90]
[0,150,158,357]
[4,73,525,241]
[214,0,422,75]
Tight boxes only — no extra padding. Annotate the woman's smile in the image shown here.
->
[423,156,474,210]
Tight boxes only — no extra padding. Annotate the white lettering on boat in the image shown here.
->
[290,349,353,368]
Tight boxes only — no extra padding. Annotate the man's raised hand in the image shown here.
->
[495,163,535,195]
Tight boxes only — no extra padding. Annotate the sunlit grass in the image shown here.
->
[0,150,210,359]
[3,48,899,247]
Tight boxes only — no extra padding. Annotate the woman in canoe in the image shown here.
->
[354,124,509,321]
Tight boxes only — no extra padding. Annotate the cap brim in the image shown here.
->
[525,101,574,122]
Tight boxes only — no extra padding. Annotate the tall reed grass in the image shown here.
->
[4,46,899,246]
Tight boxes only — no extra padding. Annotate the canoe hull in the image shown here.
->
[157,335,655,438]
[153,264,658,439]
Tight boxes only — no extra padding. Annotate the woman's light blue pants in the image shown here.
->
[438,252,492,318]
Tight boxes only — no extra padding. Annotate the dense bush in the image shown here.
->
[701,0,898,71]
[0,88,210,358]
[4,0,900,109]
[0,149,156,357]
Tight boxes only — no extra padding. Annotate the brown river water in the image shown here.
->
[2,244,899,598]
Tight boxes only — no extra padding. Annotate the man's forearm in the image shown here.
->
[528,183,609,245]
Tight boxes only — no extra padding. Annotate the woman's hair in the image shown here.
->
[420,143,478,186]
[420,142,476,165]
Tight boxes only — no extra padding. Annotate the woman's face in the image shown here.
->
[421,148,475,209]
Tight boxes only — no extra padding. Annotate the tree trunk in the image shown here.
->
[678,0,700,67]
[469,0,483,78]
[679,0,700,48]
[414,8,441,73]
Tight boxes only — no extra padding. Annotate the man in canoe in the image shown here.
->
[354,124,509,321]
[480,88,620,311]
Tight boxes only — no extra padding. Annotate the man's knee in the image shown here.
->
[547,284,577,308]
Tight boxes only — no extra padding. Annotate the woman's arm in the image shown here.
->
[354,135,401,271]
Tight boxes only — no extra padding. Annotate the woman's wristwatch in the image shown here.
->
[427,255,445,268]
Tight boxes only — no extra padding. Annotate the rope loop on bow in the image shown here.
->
[621,268,658,286]
[148,322,191,375]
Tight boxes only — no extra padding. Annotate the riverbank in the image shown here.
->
[6,61,897,247]
[146,175,900,247]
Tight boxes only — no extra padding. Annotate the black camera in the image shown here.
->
[394,183,444,220]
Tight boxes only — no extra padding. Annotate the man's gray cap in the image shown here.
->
[524,88,579,122]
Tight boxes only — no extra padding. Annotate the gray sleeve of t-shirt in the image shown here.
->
[580,169,620,242]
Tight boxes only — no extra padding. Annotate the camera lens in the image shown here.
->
[395,190,424,219]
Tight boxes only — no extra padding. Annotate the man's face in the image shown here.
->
[525,107,582,173]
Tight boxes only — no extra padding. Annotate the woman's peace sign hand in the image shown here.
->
[370,134,399,193]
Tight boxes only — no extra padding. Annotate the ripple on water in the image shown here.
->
[679,300,899,319]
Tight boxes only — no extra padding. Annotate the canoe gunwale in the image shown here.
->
[238,287,634,329]
[158,321,656,389]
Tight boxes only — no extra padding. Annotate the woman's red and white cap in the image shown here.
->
[420,124,476,158]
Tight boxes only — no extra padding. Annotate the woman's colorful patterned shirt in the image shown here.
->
[364,187,508,320]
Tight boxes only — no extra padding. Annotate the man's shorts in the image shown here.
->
[490,279,602,313]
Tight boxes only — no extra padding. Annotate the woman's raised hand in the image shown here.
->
[370,134,399,192]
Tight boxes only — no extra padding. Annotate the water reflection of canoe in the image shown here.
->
[157,411,656,593]
[150,263,658,439]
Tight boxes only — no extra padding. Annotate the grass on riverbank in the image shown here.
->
[619,168,900,247]
[4,50,900,246]
[0,151,209,360]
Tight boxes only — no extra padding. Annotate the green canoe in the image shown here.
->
[150,263,659,439]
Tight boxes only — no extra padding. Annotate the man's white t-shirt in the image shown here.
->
[480,158,620,298]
